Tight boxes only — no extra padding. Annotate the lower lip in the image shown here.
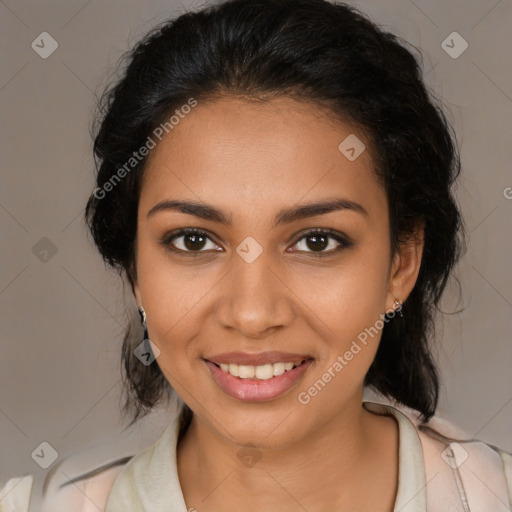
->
[205,359,313,402]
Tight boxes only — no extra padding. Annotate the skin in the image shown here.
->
[133,96,424,511]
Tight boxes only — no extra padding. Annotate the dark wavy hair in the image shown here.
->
[85,0,465,427]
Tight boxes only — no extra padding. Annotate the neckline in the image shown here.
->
[106,400,427,512]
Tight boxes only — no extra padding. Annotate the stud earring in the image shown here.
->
[393,298,404,318]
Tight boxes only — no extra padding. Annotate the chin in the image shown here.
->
[207,401,311,449]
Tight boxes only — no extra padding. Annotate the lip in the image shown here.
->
[205,357,314,402]
[205,351,312,366]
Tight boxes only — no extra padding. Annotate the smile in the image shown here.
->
[204,357,314,402]
[217,361,304,380]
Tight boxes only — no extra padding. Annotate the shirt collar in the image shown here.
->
[106,400,427,512]
[363,401,427,512]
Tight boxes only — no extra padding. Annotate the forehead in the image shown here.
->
[140,96,387,223]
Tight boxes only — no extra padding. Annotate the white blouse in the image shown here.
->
[1,400,511,511]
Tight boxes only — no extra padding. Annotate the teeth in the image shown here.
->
[254,364,273,379]
[273,362,285,376]
[239,365,255,378]
[217,361,304,380]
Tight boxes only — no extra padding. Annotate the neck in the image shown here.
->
[176,393,399,511]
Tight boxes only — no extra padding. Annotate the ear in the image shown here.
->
[126,261,143,309]
[134,282,143,309]
[386,222,424,310]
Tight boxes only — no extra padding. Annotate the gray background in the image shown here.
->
[1,0,511,484]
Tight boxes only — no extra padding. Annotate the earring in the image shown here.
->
[136,306,159,364]
[393,298,404,318]
[138,306,150,341]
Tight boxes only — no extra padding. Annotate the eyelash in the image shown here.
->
[159,227,352,257]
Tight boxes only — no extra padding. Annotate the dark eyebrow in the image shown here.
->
[274,198,369,225]
[147,200,232,224]
[147,197,369,227]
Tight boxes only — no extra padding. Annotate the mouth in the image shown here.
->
[209,359,308,380]
[203,357,314,402]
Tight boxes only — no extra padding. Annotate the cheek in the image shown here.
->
[292,241,390,336]
[289,245,391,402]
[135,236,213,354]
[295,259,389,411]
[137,257,210,398]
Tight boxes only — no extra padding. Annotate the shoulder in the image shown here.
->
[417,418,512,510]
[391,401,512,510]
[41,454,133,511]
[1,407,183,511]
[0,453,133,512]
[0,474,33,512]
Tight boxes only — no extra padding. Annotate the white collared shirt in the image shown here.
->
[2,400,511,511]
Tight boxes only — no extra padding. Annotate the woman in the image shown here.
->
[1,0,510,510]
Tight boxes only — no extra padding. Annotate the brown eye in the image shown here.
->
[160,228,222,253]
[289,229,352,256]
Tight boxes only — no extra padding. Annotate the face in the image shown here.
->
[133,96,420,448]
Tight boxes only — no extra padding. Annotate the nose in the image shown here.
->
[214,249,295,339]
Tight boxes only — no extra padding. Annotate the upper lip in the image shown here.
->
[205,351,313,366]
